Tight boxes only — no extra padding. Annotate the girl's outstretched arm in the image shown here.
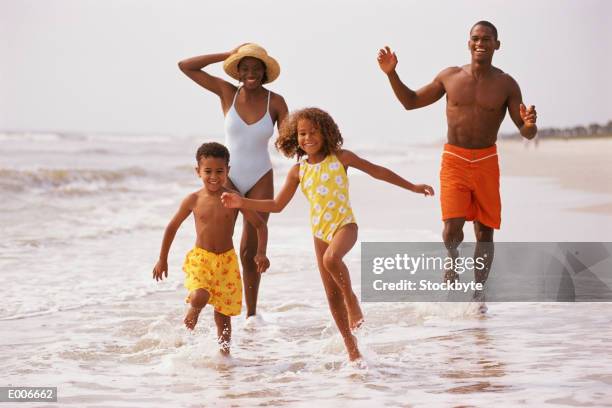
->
[336,149,434,196]
[221,164,301,212]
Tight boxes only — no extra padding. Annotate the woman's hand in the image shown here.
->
[254,254,270,273]
[221,192,243,208]
[229,43,251,55]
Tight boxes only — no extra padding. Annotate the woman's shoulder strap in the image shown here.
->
[231,86,241,107]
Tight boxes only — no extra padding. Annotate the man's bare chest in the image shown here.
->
[445,76,508,112]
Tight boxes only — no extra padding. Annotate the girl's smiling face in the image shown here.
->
[297,119,325,158]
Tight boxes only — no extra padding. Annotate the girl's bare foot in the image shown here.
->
[346,293,364,331]
[344,334,361,361]
[184,306,202,330]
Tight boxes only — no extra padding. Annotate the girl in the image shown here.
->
[178,43,289,318]
[221,108,434,360]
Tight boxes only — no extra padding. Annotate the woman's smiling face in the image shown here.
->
[238,57,266,88]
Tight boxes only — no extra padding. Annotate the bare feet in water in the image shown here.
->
[184,306,202,330]
[346,293,364,331]
[344,334,362,361]
[219,341,230,356]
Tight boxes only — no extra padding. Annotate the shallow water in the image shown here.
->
[1,132,612,407]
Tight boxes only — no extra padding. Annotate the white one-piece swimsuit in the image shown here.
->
[224,87,274,195]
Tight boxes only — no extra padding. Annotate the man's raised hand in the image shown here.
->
[377,46,398,74]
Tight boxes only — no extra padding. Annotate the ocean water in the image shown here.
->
[1,132,612,407]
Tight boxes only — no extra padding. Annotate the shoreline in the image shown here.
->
[498,138,612,215]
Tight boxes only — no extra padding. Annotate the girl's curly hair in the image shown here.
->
[275,107,343,160]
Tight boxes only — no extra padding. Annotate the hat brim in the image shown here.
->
[223,52,280,84]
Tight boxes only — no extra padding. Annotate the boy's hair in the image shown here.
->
[275,107,343,160]
[196,142,230,165]
[471,20,498,40]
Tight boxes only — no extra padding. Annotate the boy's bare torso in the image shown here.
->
[190,187,239,253]
[442,65,512,149]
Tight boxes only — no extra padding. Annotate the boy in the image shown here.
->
[153,142,269,355]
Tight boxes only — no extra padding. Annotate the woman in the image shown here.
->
[178,43,288,318]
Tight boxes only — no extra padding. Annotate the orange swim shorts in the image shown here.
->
[440,143,501,229]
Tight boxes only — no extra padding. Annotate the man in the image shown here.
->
[378,21,537,302]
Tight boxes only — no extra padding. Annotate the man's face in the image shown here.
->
[468,25,500,62]
[196,157,228,192]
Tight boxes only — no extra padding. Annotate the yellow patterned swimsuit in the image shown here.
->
[299,154,356,243]
[182,247,242,316]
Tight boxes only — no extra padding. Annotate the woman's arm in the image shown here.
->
[271,93,289,132]
[240,209,270,273]
[178,44,246,105]
[221,164,301,212]
[337,149,434,196]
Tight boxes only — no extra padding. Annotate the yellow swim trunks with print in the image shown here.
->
[182,247,242,317]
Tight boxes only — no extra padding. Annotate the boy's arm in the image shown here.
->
[337,150,434,196]
[153,194,195,281]
[221,164,301,212]
[240,209,270,273]
[377,46,447,110]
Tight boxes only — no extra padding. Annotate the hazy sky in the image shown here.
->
[2,0,611,143]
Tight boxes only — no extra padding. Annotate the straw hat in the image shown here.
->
[223,43,280,84]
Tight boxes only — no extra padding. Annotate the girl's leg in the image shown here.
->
[314,237,361,361]
[214,310,232,356]
[321,224,363,330]
[240,170,273,317]
[184,288,210,330]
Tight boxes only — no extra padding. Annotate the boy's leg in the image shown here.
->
[442,217,466,282]
[185,288,210,330]
[314,237,361,361]
[240,170,273,317]
[214,310,232,356]
[321,224,363,330]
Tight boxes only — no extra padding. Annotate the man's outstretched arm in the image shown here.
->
[506,75,538,139]
[377,46,447,110]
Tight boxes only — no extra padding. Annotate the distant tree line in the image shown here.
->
[501,120,612,139]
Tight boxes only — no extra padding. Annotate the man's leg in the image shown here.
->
[443,217,466,282]
[473,221,494,285]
